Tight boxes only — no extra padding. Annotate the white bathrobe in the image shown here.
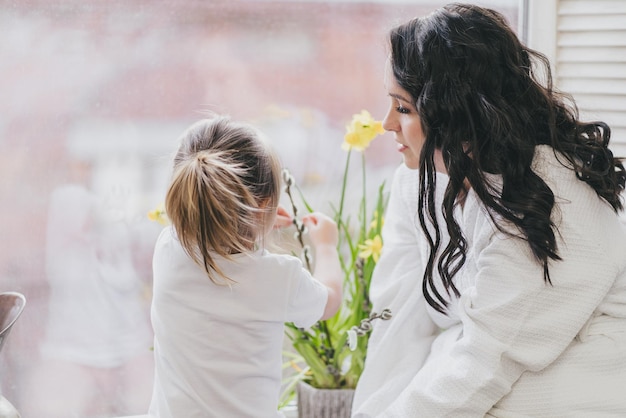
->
[353,146,626,417]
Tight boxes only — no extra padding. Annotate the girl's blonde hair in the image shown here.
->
[165,115,282,284]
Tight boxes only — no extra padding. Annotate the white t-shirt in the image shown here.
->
[149,227,328,418]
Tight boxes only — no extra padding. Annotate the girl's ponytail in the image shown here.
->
[165,116,281,284]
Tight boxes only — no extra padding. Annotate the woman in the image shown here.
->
[353,3,626,417]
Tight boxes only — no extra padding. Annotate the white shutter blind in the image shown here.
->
[556,0,626,157]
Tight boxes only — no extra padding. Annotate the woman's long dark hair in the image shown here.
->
[389,3,626,313]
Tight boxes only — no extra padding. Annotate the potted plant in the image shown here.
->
[280,110,392,417]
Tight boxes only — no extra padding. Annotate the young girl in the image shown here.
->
[148,115,343,418]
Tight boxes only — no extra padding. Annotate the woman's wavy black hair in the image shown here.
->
[389,3,626,313]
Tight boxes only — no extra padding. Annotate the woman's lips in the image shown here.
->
[397,143,408,152]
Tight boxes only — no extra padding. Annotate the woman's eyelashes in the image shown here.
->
[396,105,410,114]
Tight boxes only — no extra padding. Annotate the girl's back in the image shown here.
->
[150,226,327,418]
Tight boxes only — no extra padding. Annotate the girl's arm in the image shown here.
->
[302,212,343,320]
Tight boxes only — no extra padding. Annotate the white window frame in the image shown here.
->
[526,0,558,80]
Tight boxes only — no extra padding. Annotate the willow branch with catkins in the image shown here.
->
[282,168,311,271]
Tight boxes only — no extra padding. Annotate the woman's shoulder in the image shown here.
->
[532,145,575,177]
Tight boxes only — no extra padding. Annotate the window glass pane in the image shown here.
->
[0,1,520,415]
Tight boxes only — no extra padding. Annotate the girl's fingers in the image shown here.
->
[276,205,290,218]
[273,216,293,229]
[273,206,293,229]
[302,214,319,226]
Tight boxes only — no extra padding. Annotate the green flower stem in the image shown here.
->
[318,320,335,369]
[336,218,356,274]
[361,151,367,238]
[336,148,352,225]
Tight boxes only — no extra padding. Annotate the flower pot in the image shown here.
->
[296,381,354,418]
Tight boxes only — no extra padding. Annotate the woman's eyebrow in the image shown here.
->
[389,92,412,104]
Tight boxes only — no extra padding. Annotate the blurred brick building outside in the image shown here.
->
[0,1,517,415]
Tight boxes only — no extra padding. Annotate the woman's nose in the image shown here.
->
[382,109,396,132]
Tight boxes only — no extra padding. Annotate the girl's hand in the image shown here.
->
[302,212,338,247]
[273,205,293,229]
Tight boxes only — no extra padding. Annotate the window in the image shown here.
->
[0,1,521,415]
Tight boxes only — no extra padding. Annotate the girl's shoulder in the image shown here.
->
[230,250,314,289]
[251,250,307,271]
[157,225,175,240]
[153,226,177,251]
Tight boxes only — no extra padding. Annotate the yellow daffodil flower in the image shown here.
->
[369,211,385,231]
[370,216,385,231]
[358,235,383,262]
[148,204,169,226]
[342,110,385,151]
